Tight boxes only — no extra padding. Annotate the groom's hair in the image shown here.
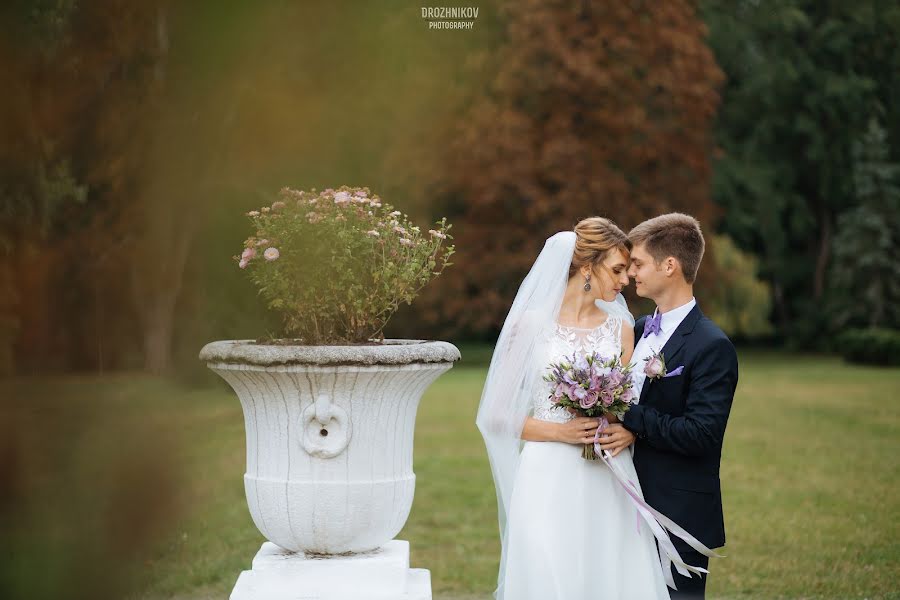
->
[628,213,705,284]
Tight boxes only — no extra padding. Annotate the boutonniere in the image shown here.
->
[643,349,684,380]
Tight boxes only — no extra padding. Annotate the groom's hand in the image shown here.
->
[597,423,635,457]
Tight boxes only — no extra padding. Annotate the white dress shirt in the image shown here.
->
[630,297,697,401]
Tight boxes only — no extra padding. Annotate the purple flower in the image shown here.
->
[579,390,599,409]
[572,385,588,400]
[620,387,635,403]
[592,363,612,379]
[553,383,566,400]
[607,369,624,387]
[600,389,614,406]
[574,354,590,372]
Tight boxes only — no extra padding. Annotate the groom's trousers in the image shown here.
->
[665,548,709,599]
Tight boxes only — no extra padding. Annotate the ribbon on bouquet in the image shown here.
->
[592,421,724,591]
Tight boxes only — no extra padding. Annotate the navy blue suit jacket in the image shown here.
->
[622,304,738,553]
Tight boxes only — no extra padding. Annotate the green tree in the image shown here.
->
[705,234,773,339]
[829,118,900,329]
[703,0,900,344]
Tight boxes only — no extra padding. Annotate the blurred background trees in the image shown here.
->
[703,0,900,350]
[409,0,727,338]
[1,0,897,377]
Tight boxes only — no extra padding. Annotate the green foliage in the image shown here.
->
[0,160,87,245]
[237,186,455,344]
[704,235,774,339]
[836,328,900,366]
[703,0,900,344]
[4,0,78,50]
[829,118,900,329]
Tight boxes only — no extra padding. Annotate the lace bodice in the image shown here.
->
[531,316,623,423]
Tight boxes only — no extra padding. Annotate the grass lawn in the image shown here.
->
[1,349,897,599]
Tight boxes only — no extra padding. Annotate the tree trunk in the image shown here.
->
[772,279,790,335]
[15,239,55,372]
[140,298,176,375]
[130,207,193,374]
[813,210,831,300]
[129,4,190,376]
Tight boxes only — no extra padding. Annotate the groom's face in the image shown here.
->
[627,244,666,299]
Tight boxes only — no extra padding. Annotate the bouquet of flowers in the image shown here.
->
[543,351,637,459]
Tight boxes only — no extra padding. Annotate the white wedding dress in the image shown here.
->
[501,315,669,599]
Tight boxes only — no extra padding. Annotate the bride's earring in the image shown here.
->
[583,274,591,292]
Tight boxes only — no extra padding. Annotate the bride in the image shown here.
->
[476,217,709,600]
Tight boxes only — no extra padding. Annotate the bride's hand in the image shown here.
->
[556,417,601,445]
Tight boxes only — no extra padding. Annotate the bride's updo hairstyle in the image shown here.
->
[568,217,631,279]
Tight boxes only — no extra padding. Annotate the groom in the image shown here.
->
[598,213,739,599]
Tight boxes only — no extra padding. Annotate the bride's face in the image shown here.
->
[582,248,630,302]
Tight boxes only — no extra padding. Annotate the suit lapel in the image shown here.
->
[659,304,702,365]
[638,304,703,404]
[638,367,653,404]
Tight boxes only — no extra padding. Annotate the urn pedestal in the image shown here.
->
[199,339,459,599]
[231,540,430,600]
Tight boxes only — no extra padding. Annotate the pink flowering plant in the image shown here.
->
[543,351,637,459]
[234,185,454,344]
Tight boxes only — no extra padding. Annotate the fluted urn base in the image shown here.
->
[199,338,459,554]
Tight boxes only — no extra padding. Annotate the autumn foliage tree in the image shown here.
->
[0,1,168,373]
[416,0,725,336]
[1,1,248,374]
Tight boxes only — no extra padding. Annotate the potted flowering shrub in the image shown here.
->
[199,185,460,579]
[233,186,455,344]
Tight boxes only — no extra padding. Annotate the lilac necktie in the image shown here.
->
[642,311,662,338]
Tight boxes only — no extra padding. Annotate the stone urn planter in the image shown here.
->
[213,185,459,598]
[199,338,460,554]
[200,338,459,599]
